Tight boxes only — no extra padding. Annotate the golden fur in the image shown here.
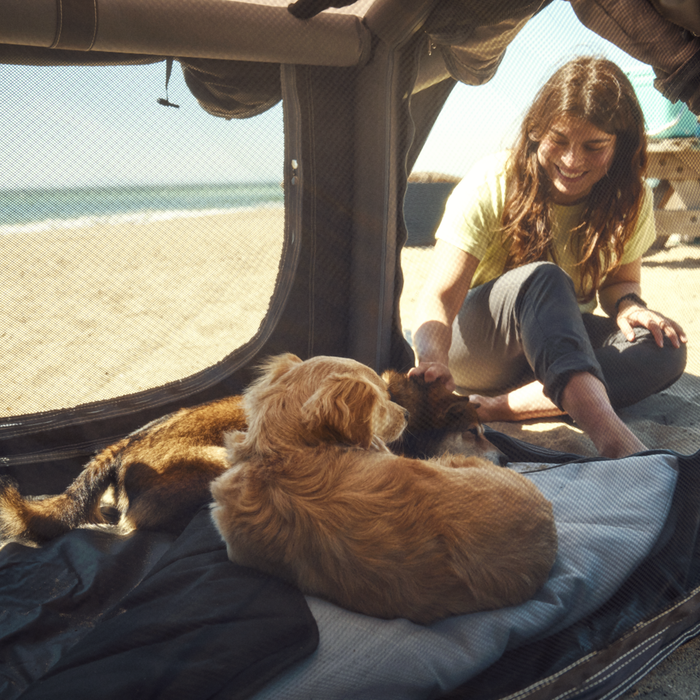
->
[210,353,558,625]
[0,358,496,545]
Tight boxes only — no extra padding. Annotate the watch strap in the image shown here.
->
[615,292,647,315]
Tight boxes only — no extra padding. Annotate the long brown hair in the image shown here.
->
[502,56,647,301]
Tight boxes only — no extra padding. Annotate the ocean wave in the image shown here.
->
[0,202,283,235]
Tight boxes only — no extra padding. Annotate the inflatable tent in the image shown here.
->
[1,1,700,698]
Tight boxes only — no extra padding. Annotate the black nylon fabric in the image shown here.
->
[0,510,318,700]
[0,527,176,699]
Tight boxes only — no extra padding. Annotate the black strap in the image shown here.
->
[51,0,98,51]
[157,59,180,109]
[288,0,357,20]
[615,292,648,315]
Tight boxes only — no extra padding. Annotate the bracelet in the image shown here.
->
[614,292,647,315]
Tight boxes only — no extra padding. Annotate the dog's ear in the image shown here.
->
[382,370,419,417]
[249,353,303,397]
[382,369,410,400]
[381,369,403,388]
[444,397,481,431]
[259,353,303,383]
[301,374,377,448]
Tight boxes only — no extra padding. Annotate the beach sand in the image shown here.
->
[1,207,285,416]
[3,210,700,695]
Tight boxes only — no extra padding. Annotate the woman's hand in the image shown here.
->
[601,259,687,349]
[617,302,687,349]
[408,361,456,392]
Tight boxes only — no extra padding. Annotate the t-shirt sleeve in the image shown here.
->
[434,153,508,260]
[619,181,657,264]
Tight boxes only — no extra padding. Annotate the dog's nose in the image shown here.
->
[403,408,410,422]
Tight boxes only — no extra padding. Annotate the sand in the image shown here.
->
[3,209,699,694]
[1,207,285,416]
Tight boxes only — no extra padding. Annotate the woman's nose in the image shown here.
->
[560,145,583,168]
[560,147,575,166]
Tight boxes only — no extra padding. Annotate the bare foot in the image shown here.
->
[472,376,646,459]
[470,382,565,423]
[560,373,646,459]
[469,394,510,423]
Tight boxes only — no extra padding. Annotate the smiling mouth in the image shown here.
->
[556,165,586,181]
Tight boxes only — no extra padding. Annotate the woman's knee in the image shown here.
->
[514,262,577,313]
[601,329,687,409]
[641,332,687,390]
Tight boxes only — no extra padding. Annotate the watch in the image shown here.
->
[614,292,647,315]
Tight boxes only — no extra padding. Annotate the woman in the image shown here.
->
[410,56,687,458]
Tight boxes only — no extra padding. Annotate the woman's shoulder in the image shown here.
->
[463,150,512,181]
[449,151,511,201]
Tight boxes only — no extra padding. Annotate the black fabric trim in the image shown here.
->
[614,292,648,316]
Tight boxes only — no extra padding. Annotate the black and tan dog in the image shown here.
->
[384,370,507,465]
[0,356,505,544]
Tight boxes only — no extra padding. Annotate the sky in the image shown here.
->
[0,1,660,190]
[0,59,285,189]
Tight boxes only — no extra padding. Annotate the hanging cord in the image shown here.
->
[157,58,180,108]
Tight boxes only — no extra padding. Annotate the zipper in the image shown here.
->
[0,436,123,468]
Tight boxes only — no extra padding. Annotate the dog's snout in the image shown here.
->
[402,407,410,422]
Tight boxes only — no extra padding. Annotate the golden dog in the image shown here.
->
[210,353,558,625]
[0,357,498,544]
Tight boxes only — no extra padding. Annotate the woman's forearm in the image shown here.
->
[598,280,642,317]
[413,319,453,366]
[411,242,479,367]
[598,258,643,317]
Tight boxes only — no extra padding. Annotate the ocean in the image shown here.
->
[0,182,284,233]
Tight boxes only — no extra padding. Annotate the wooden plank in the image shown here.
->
[647,152,700,180]
[653,209,700,237]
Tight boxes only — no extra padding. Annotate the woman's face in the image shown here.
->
[536,114,617,205]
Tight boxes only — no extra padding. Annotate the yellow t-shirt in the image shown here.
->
[435,152,657,313]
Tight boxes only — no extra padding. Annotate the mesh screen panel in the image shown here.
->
[1,62,284,416]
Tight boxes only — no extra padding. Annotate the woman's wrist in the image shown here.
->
[614,292,647,316]
[413,324,452,368]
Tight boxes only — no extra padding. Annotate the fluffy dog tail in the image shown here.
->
[0,439,127,543]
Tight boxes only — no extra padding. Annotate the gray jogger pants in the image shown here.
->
[448,262,686,410]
